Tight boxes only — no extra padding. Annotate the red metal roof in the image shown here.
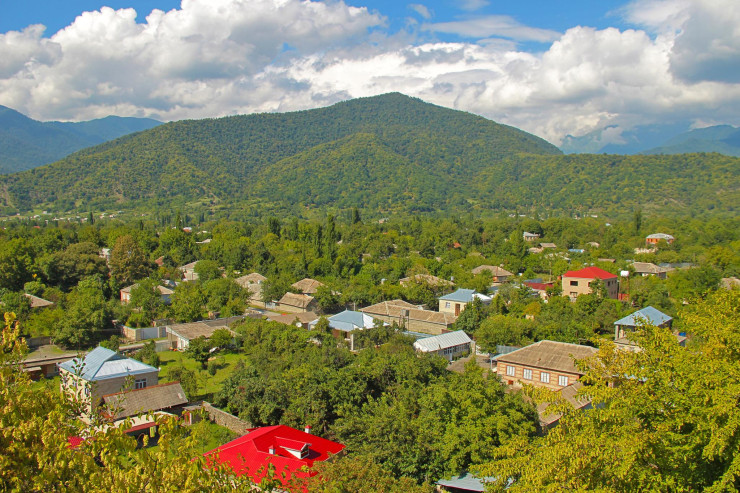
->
[204,425,344,489]
[562,266,617,280]
[523,281,553,291]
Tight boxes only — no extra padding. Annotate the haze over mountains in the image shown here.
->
[0,93,737,219]
[0,105,161,174]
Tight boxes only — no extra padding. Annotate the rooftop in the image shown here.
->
[278,292,315,309]
[102,382,188,420]
[59,346,157,382]
[439,288,491,303]
[413,330,472,352]
[495,340,597,375]
[614,306,672,327]
[291,278,325,294]
[563,266,617,280]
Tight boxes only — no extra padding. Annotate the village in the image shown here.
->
[14,220,734,492]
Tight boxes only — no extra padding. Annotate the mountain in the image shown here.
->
[0,105,161,174]
[0,93,737,218]
[642,125,740,156]
[560,122,691,154]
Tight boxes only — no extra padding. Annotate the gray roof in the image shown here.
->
[646,233,674,240]
[439,289,477,303]
[413,330,472,352]
[436,472,494,492]
[328,310,376,332]
[167,319,238,342]
[102,382,188,419]
[59,346,157,382]
[614,306,672,327]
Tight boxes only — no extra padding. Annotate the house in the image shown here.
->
[495,340,597,390]
[470,265,514,283]
[309,310,377,334]
[537,381,593,430]
[101,382,189,420]
[165,317,241,350]
[291,278,325,295]
[721,277,740,290]
[437,472,496,492]
[523,231,540,242]
[646,233,675,245]
[179,261,199,282]
[438,289,491,316]
[413,330,473,361]
[561,267,619,301]
[235,272,267,305]
[24,293,54,309]
[360,299,457,335]
[540,242,557,249]
[631,262,669,279]
[522,280,554,300]
[204,425,345,487]
[277,292,318,313]
[399,273,454,289]
[59,346,159,412]
[267,311,319,330]
[613,306,684,352]
[120,283,174,304]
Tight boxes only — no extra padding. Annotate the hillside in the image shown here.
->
[642,125,740,156]
[1,93,738,218]
[0,106,161,174]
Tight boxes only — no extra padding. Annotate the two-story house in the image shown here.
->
[561,267,619,301]
[438,289,491,316]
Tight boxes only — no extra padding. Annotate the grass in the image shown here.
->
[157,350,244,399]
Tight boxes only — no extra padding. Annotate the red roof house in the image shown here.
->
[204,425,344,489]
[561,267,619,300]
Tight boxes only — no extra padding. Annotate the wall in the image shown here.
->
[191,402,252,434]
[496,361,580,391]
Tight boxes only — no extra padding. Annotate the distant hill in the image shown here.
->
[0,93,737,218]
[0,106,161,173]
[642,125,740,156]
[561,122,740,156]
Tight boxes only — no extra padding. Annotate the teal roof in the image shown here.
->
[614,306,672,327]
[437,472,495,492]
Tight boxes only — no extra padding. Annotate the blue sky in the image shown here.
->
[1,0,738,145]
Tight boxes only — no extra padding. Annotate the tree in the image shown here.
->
[210,328,234,351]
[39,242,108,291]
[453,297,486,334]
[479,289,740,491]
[1,291,32,321]
[194,260,222,283]
[186,336,212,369]
[54,277,113,349]
[109,235,152,284]
[127,278,165,326]
[170,282,205,322]
[0,239,36,292]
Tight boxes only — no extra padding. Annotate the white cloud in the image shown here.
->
[423,15,561,42]
[0,0,739,145]
[408,4,432,20]
[457,0,489,12]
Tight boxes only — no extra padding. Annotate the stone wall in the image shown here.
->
[187,401,252,435]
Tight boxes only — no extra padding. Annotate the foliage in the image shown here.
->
[170,282,206,322]
[109,235,153,284]
[54,277,113,349]
[186,336,213,369]
[479,290,740,491]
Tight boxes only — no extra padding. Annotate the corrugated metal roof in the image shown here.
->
[329,310,375,331]
[439,288,477,302]
[614,306,672,327]
[436,472,494,492]
[59,346,157,381]
[413,330,472,352]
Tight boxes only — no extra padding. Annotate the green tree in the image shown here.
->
[39,242,108,291]
[127,278,165,326]
[194,260,222,283]
[453,297,486,334]
[479,289,740,491]
[54,277,113,349]
[170,282,205,322]
[186,336,212,369]
[109,235,152,284]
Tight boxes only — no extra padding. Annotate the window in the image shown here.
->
[540,371,550,384]
[135,378,147,389]
[570,280,578,286]
[523,368,532,380]
[558,375,569,387]
[506,365,515,376]
[445,302,451,308]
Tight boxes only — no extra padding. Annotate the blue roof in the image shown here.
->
[439,288,477,303]
[58,346,157,381]
[327,310,375,332]
[614,306,672,327]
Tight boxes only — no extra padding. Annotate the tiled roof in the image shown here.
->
[278,292,315,309]
[614,306,672,327]
[495,340,597,375]
[562,266,617,280]
[631,262,668,275]
[204,425,345,487]
[167,320,237,342]
[235,272,267,285]
[413,330,472,352]
[59,347,157,382]
[471,265,513,277]
[102,382,188,419]
[360,300,457,325]
[268,311,319,326]
[24,293,54,308]
[291,278,325,294]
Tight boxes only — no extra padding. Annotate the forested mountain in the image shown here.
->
[642,125,740,156]
[0,105,161,174]
[1,93,738,218]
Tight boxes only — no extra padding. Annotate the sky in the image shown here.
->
[1,0,739,145]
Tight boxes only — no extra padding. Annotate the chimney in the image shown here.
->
[304,425,312,434]
[268,445,275,455]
